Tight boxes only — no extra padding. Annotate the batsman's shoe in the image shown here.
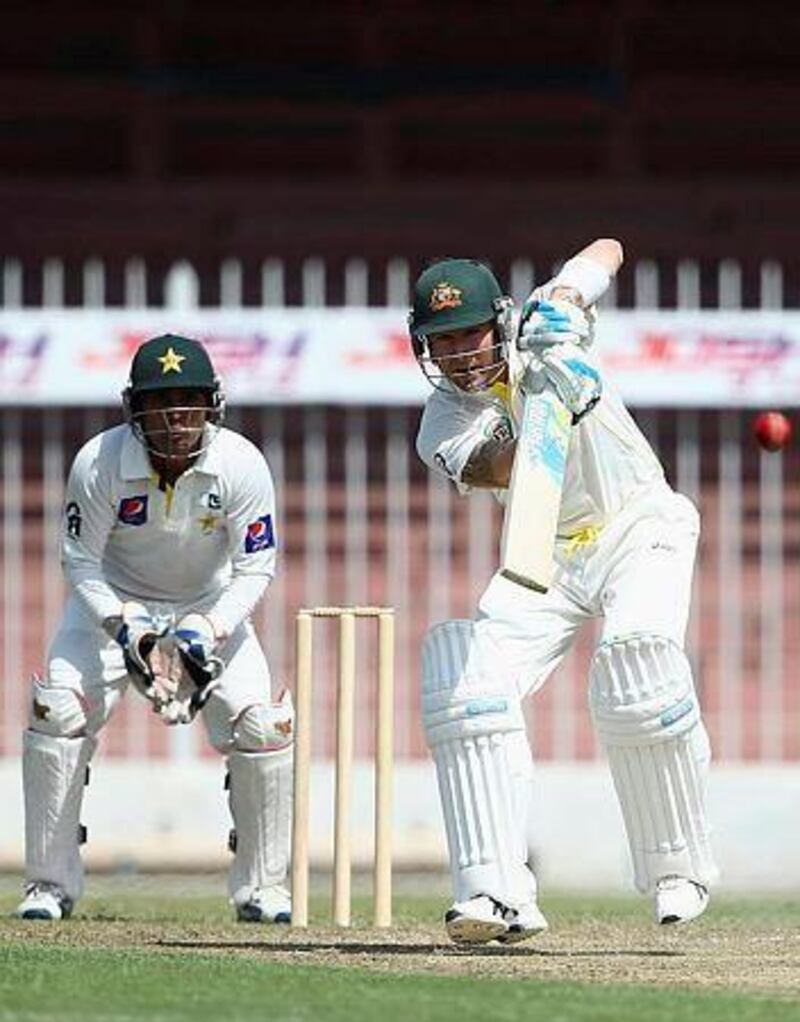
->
[445,895,507,945]
[14,882,73,921]
[655,875,709,925]
[234,884,291,924]
[445,894,548,946]
[496,899,550,944]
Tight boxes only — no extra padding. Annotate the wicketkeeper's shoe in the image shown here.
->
[234,884,291,924]
[445,894,549,946]
[654,875,709,925]
[14,882,73,921]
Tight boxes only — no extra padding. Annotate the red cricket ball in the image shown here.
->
[753,411,792,452]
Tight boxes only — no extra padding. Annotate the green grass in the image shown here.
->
[543,889,800,926]
[0,944,798,1022]
[0,875,799,1022]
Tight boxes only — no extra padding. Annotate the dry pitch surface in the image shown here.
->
[2,873,799,998]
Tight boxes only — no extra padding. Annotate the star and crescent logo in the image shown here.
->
[429,281,463,312]
[198,511,220,535]
[158,346,186,374]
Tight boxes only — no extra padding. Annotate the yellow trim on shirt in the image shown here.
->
[163,482,175,516]
[563,525,603,555]
[488,379,512,410]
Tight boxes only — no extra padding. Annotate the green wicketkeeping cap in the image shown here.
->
[128,334,217,394]
[410,259,504,337]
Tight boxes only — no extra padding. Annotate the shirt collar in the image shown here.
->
[120,428,152,481]
[120,426,223,481]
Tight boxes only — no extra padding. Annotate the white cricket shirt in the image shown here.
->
[61,424,277,633]
[416,346,664,539]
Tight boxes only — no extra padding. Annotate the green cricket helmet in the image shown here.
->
[123,334,225,460]
[126,334,220,396]
[408,258,514,392]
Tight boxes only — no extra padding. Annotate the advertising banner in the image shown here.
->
[0,308,798,406]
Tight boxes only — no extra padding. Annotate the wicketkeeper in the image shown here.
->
[16,334,292,923]
[409,240,718,945]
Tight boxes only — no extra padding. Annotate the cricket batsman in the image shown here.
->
[15,334,292,924]
[409,240,718,944]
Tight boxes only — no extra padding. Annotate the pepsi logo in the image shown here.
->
[244,513,275,553]
[118,495,149,526]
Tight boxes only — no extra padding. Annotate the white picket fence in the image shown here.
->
[0,254,789,310]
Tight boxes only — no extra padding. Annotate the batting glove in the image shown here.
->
[538,341,602,423]
[517,298,594,351]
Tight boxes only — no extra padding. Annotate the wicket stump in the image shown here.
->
[292,605,395,928]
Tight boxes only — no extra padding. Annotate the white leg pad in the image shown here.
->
[422,619,536,909]
[29,676,89,737]
[590,635,718,894]
[227,745,292,901]
[22,729,97,903]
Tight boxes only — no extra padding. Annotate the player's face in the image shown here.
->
[137,388,210,460]
[428,321,506,392]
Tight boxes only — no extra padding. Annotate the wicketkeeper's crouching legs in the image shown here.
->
[421,619,547,945]
[590,633,718,923]
[203,687,294,923]
[17,667,120,919]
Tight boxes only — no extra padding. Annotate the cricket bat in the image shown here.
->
[499,385,572,592]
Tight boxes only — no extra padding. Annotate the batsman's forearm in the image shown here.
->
[547,238,623,308]
[573,238,624,277]
[461,437,515,489]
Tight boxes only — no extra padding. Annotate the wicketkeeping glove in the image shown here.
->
[517,298,595,351]
[172,613,225,716]
[113,601,168,693]
[538,341,602,423]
